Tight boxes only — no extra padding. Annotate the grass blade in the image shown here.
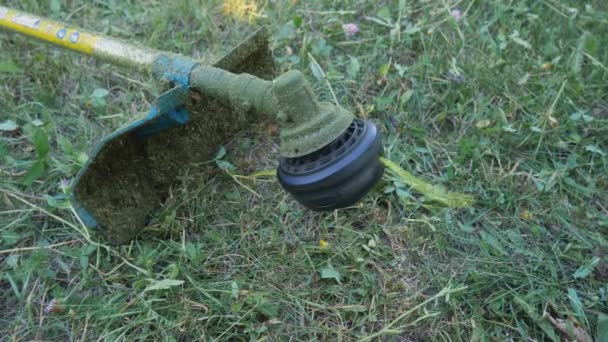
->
[380,157,475,207]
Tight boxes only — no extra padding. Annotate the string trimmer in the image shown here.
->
[0,7,384,243]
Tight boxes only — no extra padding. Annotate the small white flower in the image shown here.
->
[451,9,463,22]
[60,178,70,192]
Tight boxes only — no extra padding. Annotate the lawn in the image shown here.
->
[1,0,608,340]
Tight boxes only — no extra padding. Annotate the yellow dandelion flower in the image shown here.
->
[223,0,259,22]
[319,239,329,248]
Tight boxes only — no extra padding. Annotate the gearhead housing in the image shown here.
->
[192,62,385,212]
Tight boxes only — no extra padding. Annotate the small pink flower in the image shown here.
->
[451,9,463,22]
[342,23,359,37]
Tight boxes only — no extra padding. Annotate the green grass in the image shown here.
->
[1,0,608,340]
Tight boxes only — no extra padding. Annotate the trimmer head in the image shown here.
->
[277,119,384,210]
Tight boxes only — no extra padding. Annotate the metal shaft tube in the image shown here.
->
[0,6,161,71]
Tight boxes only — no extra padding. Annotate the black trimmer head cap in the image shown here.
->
[277,119,384,210]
